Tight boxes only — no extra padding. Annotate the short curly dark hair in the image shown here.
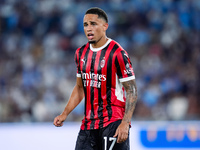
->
[85,7,108,23]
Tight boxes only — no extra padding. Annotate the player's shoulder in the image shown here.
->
[109,39,131,61]
[75,43,89,53]
[110,39,124,51]
[109,39,127,55]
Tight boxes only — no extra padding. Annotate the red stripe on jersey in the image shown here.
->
[85,50,93,130]
[93,51,101,129]
[101,41,115,126]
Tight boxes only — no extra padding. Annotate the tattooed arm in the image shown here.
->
[113,79,138,143]
[122,79,138,124]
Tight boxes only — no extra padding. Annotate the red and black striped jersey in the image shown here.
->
[74,38,135,130]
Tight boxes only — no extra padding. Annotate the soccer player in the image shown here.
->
[53,7,137,150]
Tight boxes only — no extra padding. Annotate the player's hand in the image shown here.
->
[113,121,129,143]
[53,114,67,127]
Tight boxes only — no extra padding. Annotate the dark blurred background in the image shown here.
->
[0,0,200,123]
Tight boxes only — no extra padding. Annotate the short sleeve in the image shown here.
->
[74,48,81,77]
[115,50,135,82]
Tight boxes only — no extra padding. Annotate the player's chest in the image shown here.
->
[80,52,112,73]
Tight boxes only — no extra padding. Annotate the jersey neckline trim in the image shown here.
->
[90,38,112,52]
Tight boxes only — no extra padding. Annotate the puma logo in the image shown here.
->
[81,59,85,64]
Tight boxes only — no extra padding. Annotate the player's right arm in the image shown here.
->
[53,77,84,127]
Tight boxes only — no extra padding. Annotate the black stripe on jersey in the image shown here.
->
[81,46,90,130]
[120,51,133,77]
[106,44,119,120]
[90,52,96,130]
[115,53,123,78]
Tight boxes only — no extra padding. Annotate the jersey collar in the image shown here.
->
[90,38,112,52]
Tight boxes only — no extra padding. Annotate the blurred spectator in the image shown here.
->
[166,93,188,120]
[0,0,199,122]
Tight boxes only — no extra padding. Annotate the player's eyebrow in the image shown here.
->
[83,21,98,26]
[84,21,97,24]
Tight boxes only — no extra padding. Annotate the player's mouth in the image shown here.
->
[87,33,94,40]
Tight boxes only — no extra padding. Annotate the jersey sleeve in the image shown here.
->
[74,48,81,78]
[115,50,135,82]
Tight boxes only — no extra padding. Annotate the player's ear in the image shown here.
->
[103,23,108,31]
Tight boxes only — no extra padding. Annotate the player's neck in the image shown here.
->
[91,36,108,48]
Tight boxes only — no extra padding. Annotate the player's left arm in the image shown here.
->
[114,79,137,143]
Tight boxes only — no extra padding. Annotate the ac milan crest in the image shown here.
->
[100,57,105,68]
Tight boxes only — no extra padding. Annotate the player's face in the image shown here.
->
[83,14,108,46]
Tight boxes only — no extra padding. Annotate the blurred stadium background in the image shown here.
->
[0,0,200,150]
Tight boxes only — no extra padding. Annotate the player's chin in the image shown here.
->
[88,40,96,44]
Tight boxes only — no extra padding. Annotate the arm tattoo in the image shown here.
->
[122,79,138,123]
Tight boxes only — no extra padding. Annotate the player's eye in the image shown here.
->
[83,23,88,27]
